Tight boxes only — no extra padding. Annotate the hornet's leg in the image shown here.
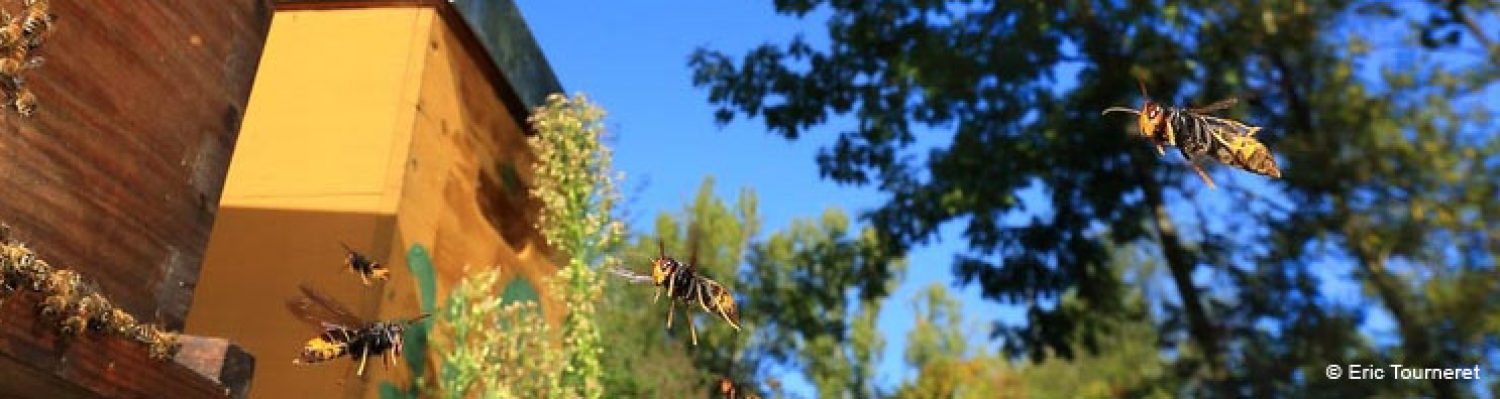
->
[666,299,676,329]
[1164,120,1178,147]
[1189,162,1218,190]
[653,286,661,303]
[1154,143,1166,157]
[356,346,370,377]
[688,315,699,346]
[666,270,678,306]
[696,282,712,312]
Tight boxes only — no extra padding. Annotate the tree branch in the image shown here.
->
[1139,163,1225,382]
[1336,197,1456,399]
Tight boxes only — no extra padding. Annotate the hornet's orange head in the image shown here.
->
[650,240,672,286]
[1137,99,1166,140]
[1103,77,1167,141]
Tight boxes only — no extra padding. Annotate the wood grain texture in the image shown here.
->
[275,0,562,134]
[0,0,272,332]
[175,335,257,399]
[0,290,245,398]
[390,2,555,328]
[0,0,270,396]
[365,10,558,397]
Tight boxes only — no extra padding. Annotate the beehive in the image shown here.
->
[182,1,564,397]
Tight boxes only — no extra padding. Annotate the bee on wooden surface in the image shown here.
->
[11,85,35,117]
[1102,78,1281,189]
[19,0,53,48]
[0,246,22,297]
[340,243,389,285]
[132,323,181,360]
[39,268,79,317]
[0,53,42,77]
[2,245,49,290]
[286,283,428,376]
[609,239,741,346]
[0,10,22,49]
[62,291,110,335]
[102,306,137,336]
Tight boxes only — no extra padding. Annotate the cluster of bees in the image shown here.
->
[286,243,425,377]
[0,225,179,360]
[0,0,55,118]
[1103,78,1281,188]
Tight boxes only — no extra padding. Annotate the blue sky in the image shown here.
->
[511,0,1006,391]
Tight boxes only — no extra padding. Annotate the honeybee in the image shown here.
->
[38,268,79,317]
[102,306,137,336]
[0,53,42,76]
[1102,78,1281,188]
[0,242,28,298]
[3,245,49,291]
[609,239,741,346]
[340,243,389,285]
[19,0,53,48]
[285,283,427,376]
[132,323,181,360]
[62,291,110,335]
[12,86,35,117]
[0,11,22,49]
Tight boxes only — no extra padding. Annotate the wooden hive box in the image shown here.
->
[182,1,564,398]
[0,0,273,397]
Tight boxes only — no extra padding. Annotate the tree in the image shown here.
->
[600,176,760,397]
[892,284,1024,399]
[891,278,1174,399]
[599,177,908,398]
[689,1,1500,396]
[741,208,905,398]
[1258,17,1500,396]
[688,0,1306,384]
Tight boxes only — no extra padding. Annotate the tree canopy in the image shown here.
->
[690,1,1499,396]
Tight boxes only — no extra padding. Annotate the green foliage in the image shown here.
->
[528,93,626,398]
[431,268,565,399]
[893,285,1024,399]
[379,245,440,399]
[690,1,1499,396]
[742,208,905,398]
[690,0,1198,368]
[597,177,909,398]
[601,176,760,397]
[893,246,1175,399]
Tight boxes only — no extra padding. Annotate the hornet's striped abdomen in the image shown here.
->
[295,327,354,364]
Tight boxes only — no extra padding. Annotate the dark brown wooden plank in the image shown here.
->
[0,291,241,398]
[0,0,272,332]
[175,336,256,399]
